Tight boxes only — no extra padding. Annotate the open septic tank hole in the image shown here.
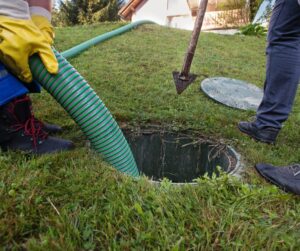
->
[123,128,240,183]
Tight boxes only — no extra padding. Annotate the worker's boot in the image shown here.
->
[238,121,279,144]
[17,95,63,134]
[255,163,300,195]
[0,95,74,154]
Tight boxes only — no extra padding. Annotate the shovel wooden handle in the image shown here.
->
[180,0,209,78]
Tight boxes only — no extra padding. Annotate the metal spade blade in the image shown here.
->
[173,0,208,94]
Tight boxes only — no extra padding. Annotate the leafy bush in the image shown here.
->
[53,0,125,26]
[239,23,267,36]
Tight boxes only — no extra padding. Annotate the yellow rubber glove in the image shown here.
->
[0,16,58,83]
[31,15,55,45]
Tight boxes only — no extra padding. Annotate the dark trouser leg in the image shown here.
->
[255,0,300,129]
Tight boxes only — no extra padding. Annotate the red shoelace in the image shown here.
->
[7,96,48,148]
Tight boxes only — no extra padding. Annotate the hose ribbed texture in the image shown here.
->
[62,20,154,59]
[29,50,139,177]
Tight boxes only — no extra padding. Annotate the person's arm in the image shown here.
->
[0,0,58,83]
[26,0,52,12]
[27,0,52,21]
[26,0,55,44]
[0,0,30,19]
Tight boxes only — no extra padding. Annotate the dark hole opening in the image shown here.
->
[123,129,238,183]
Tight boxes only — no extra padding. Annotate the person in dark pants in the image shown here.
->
[238,0,300,195]
[239,0,300,144]
[0,0,74,154]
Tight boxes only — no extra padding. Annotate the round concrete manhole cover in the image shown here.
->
[201,77,263,110]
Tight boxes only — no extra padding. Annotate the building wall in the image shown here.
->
[132,0,195,29]
[166,0,192,16]
[167,15,195,30]
[132,0,168,26]
[131,0,247,30]
[166,0,194,30]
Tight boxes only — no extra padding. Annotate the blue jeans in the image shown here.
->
[255,0,300,129]
[0,63,41,106]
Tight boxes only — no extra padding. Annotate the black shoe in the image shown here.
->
[42,122,62,134]
[255,163,300,195]
[17,95,63,134]
[0,95,74,155]
[1,130,74,155]
[238,121,279,144]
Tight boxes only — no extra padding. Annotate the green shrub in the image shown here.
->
[239,23,267,36]
[53,0,125,26]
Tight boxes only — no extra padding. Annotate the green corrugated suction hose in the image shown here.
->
[29,50,139,177]
[62,20,154,59]
[28,21,155,177]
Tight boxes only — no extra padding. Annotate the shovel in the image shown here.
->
[173,0,209,94]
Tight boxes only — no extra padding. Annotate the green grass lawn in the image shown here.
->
[1,23,300,250]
